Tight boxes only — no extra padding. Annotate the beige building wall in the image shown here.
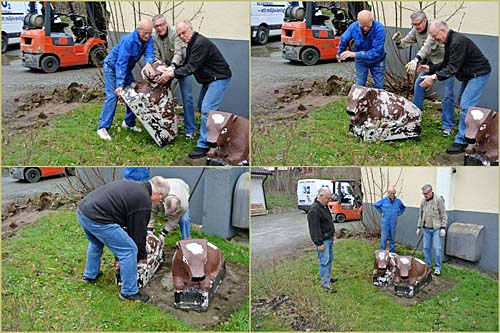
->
[362,167,498,213]
[373,1,498,36]
[107,1,249,40]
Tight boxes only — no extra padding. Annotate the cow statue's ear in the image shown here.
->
[232,115,239,122]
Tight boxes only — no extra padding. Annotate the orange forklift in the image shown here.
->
[21,2,107,73]
[328,178,363,223]
[281,2,365,65]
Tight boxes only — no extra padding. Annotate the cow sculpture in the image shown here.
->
[206,111,249,166]
[394,256,432,297]
[347,84,422,141]
[464,107,498,166]
[372,250,398,286]
[115,233,164,288]
[172,238,226,311]
[121,62,178,147]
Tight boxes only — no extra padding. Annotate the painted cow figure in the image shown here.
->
[464,107,498,164]
[347,84,422,141]
[115,233,164,288]
[172,239,226,311]
[394,255,432,297]
[206,111,249,166]
[122,62,178,147]
[372,250,398,286]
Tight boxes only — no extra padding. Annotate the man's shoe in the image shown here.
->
[446,143,467,155]
[330,277,338,283]
[97,128,112,141]
[188,147,209,159]
[442,128,453,137]
[121,120,142,133]
[433,269,441,276]
[82,271,103,283]
[119,292,150,302]
[323,286,337,293]
[185,132,196,139]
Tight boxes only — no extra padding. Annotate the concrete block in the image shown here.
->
[445,222,485,262]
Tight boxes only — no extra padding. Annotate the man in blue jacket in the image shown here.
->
[337,10,386,89]
[97,19,156,141]
[374,186,406,253]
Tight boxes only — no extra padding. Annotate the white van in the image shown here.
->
[1,2,39,53]
[251,1,289,45]
[297,178,333,212]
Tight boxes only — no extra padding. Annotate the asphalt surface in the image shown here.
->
[251,210,360,266]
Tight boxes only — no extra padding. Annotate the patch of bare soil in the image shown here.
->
[378,275,458,306]
[142,245,249,330]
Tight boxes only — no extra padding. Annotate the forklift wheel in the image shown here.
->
[90,45,107,67]
[301,48,319,66]
[40,55,59,73]
[24,168,41,183]
[335,213,346,223]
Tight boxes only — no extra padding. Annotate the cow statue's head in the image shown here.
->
[465,107,498,162]
[374,249,390,273]
[206,111,236,148]
[396,256,413,279]
[176,239,209,282]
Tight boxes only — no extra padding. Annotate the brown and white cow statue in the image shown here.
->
[122,62,178,147]
[464,107,498,165]
[206,111,249,166]
[172,238,226,311]
[115,233,164,288]
[372,250,398,286]
[394,255,432,297]
[347,84,422,141]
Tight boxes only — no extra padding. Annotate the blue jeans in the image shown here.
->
[77,210,139,295]
[98,62,136,130]
[355,60,385,89]
[454,73,490,144]
[196,79,231,149]
[414,72,455,129]
[423,227,443,270]
[178,209,191,240]
[380,220,397,253]
[316,238,334,288]
[123,167,150,181]
[178,75,196,135]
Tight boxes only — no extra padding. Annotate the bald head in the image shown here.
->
[387,186,397,200]
[137,19,153,42]
[176,20,194,43]
[429,20,449,44]
[358,10,374,33]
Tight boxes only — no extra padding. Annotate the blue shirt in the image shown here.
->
[374,196,406,225]
[123,167,150,182]
[105,29,155,88]
[337,20,386,65]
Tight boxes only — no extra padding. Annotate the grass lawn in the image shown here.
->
[252,98,457,166]
[2,211,249,331]
[2,103,199,166]
[252,239,498,331]
[265,192,297,214]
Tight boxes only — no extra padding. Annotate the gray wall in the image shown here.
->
[385,27,498,111]
[364,204,498,273]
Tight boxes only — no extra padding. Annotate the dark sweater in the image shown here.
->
[307,199,335,246]
[78,180,152,260]
[174,32,232,84]
[429,30,491,82]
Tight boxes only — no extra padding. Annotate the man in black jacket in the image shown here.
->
[307,187,338,293]
[418,20,491,155]
[166,20,232,159]
[77,176,170,302]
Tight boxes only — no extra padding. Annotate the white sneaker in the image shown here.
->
[97,128,111,141]
[122,121,142,132]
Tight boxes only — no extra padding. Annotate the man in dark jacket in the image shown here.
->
[77,176,170,302]
[307,187,338,293]
[165,20,232,159]
[419,20,491,154]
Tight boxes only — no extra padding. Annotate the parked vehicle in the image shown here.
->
[251,1,288,45]
[1,1,40,53]
[328,179,363,223]
[9,167,75,183]
[297,178,333,212]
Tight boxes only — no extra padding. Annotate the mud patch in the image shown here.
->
[378,275,458,306]
[142,245,249,329]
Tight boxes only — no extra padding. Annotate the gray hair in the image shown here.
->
[357,10,374,21]
[410,10,427,21]
[164,194,181,213]
[318,187,331,197]
[421,184,433,192]
[432,20,449,31]
[150,176,170,197]
[176,19,193,30]
[152,14,167,24]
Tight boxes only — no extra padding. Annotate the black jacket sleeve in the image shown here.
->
[174,42,208,78]
[307,208,323,246]
[435,41,466,80]
[126,210,151,260]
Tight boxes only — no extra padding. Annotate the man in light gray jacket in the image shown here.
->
[392,10,455,136]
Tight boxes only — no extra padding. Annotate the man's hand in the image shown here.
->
[115,87,123,96]
[318,244,325,252]
[419,75,435,88]
[405,59,418,74]
[440,229,446,237]
[156,66,175,83]
[142,63,155,79]
[416,228,421,237]
[417,64,430,73]
[339,50,355,61]
[392,32,402,43]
